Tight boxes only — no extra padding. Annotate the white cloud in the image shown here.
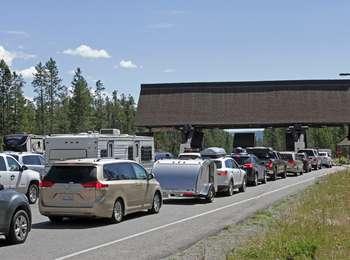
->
[63,44,111,59]
[163,68,175,73]
[16,66,36,79]
[0,45,35,66]
[0,45,16,65]
[119,59,138,69]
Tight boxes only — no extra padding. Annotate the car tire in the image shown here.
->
[262,172,267,184]
[49,216,63,224]
[26,183,39,204]
[271,168,277,181]
[226,180,234,196]
[281,167,287,179]
[149,192,161,214]
[7,210,30,244]
[111,199,124,223]
[239,177,246,192]
[205,186,215,203]
[252,173,258,186]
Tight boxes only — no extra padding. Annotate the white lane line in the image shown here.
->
[56,171,331,260]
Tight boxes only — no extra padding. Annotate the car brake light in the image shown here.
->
[39,180,54,188]
[288,160,296,166]
[82,181,108,189]
[266,161,273,169]
[217,170,228,176]
[243,163,253,169]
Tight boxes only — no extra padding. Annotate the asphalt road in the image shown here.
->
[0,166,344,260]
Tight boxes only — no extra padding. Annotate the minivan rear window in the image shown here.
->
[298,150,314,157]
[44,166,97,183]
[280,153,293,160]
[233,156,250,165]
[246,148,274,160]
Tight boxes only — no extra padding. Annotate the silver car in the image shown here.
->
[280,152,304,176]
[39,159,162,223]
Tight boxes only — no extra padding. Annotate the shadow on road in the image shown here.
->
[31,211,151,230]
[163,198,211,205]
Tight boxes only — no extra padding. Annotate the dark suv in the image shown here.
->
[246,147,287,180]
[0,184,32,243]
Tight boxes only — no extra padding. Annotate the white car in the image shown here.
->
[4,152,46,179]
[213,157,247,196]
[0,153,40,204]
[318,151,332,168]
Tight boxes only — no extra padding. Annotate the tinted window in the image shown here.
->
[225,159,234,168]
[23,155,42,165]
[233,156,251,165]
[103,163,136,180]
[214,160,222,169]
[132,163,148,180]
[141,146,152,161]
[44,166,97,183]
[298,150,314,157]
[280,153,293,160]
[6,156,20,171]
[0,157,6,171]
[246,148,274,160]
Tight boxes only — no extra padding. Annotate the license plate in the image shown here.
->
[62,194,73,201]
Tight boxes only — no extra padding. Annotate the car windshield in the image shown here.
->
[246,148,273,160]
[298,150,314,156]
[280,153,293,160]
[233,156,251,165]
[44,166,97,183]
[8,154,19,161]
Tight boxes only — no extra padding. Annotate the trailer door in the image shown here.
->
[134,141,140,163]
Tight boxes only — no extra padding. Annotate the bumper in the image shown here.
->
[161,190,203,199]
[39,200,112,219]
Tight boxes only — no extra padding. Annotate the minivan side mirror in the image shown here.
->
[147,173,155,180]
[21,165,28,171]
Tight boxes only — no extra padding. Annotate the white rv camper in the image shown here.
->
[44,129,154,171]
[3,134,45,153]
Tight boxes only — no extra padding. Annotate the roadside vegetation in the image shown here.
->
[228,169,350,259]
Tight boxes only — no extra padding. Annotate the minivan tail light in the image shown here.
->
[266,161,273,169]
[40,180,54,188]
[82,181,108,189]
[217,170,228,176]
[288,159,296,166]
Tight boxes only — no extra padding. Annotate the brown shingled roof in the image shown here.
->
[135,80,350,128]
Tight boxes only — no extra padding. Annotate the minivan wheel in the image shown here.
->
[27,183,39,204]
[281,167,287,179]
[271,168,277,181]
[8,210,29,244]
[49,216,63,224]
[226,180,234,196]
[262,172,267,184]
[252,173,258,186]
[111,199,124,223]
[149,192,161,214]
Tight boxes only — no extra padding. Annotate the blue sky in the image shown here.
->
[1,1,350,100]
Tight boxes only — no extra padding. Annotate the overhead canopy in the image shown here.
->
[135,79,350,129]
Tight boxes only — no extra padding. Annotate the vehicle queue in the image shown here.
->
[0,133,334,245]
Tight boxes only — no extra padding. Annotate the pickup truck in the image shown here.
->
[0,153,40,204]
[246,147,287,180]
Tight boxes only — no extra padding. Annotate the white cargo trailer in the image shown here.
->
[44,129,154,171]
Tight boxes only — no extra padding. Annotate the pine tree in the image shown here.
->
[0,59,12,136]
[8,72,26,133]
[69,68,93,133]
[93,80,106,131]
[32,62,49,134]
[45,58,63,134]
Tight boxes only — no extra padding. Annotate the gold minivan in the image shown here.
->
[39,159,162,223]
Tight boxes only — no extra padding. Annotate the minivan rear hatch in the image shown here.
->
[41,165,99,208]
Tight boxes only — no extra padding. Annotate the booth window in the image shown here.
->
[128,146,134,160]
[141,146,152,161]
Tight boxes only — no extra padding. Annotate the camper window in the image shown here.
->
[141,146,152,161]
[100,149,108,158]
[128,146,134,160]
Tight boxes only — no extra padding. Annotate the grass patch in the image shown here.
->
[228,170,350,260]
